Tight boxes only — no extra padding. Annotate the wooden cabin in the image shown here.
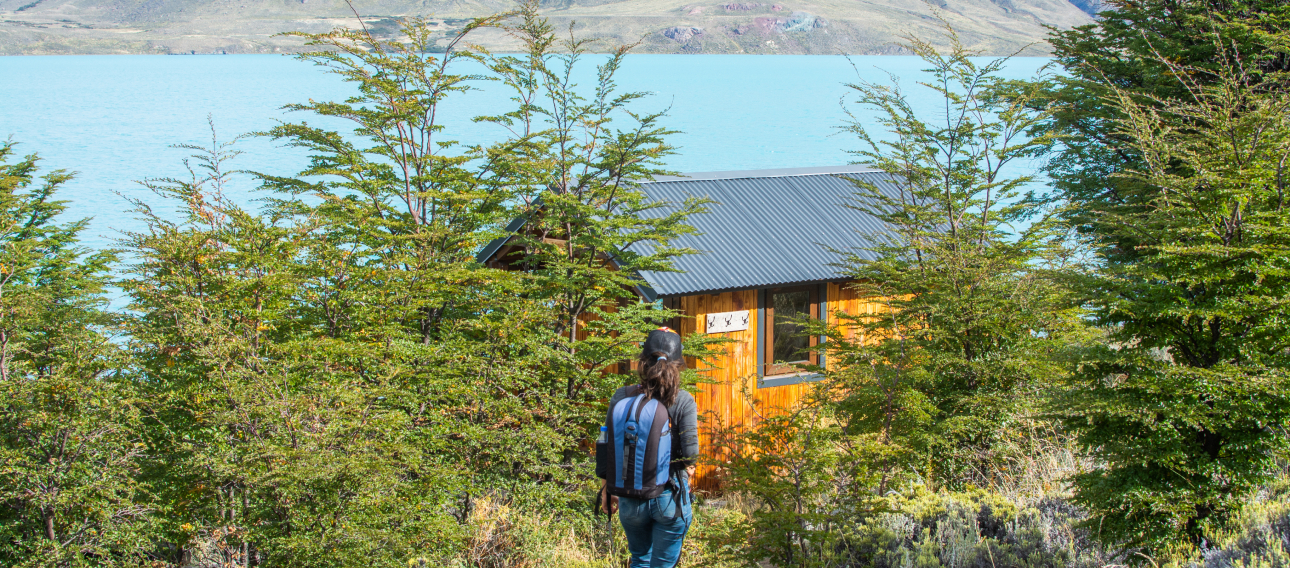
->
[478,165,899,488]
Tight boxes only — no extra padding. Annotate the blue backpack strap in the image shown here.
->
[610,394,643,488]
[630,396,658,491]
[667,470,690,521]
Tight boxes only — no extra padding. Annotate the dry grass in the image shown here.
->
[453,497,621,568]
[968,425,1094,506]
[441,493,751,568]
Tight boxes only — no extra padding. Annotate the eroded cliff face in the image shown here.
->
[1067,0,1102,14]
[0,0,1093,55]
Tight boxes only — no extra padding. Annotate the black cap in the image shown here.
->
[643,327,683,362]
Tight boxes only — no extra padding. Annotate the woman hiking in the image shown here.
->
[597,327,699,568]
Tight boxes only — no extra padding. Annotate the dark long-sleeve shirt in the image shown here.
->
[601,386,699,474]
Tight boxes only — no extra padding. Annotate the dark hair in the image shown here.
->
[639,350,684,408]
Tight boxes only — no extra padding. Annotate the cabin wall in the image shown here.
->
[678,282,889,490]
[827,281,891,344]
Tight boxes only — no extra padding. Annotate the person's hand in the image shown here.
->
[598,481,619,515]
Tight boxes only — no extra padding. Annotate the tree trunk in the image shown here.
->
[43,507,56,543]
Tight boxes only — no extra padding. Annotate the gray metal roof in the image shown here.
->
[631,165,903,298]
[651,164,883,182]
[476,165,905,299]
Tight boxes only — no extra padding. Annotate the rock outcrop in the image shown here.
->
[663,26,704,42]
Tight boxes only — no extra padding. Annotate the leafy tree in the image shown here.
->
[270,11,516,343]
[268,0,711,509]
[824,29,1072,492]
[482,4,711,416]
[123,128,449,567]
[1045,0,1290,247]
[0,143,150,567]
[1043,0,1290,552]
[124,4,711,565]
[1053,37,1290,551]
[709,29,1077,568]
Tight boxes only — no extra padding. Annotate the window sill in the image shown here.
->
[758,372,824,388]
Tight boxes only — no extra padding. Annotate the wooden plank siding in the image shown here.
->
[827,282,891,345]
[678,290,760,490]
[569,280,890,490]
[673,282,890,490]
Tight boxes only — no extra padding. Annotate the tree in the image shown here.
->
[122,126,451,567]
[124,4,712,565]
[266,0,712,511]
[824,29,1072,493]
[269,11,517,344]
[482,3,711,417]
[1053,36,1290,551]
[1043,0,1290,552]
[1045,0,1290,250]
[709,29,1076,568]
[0,142,151,567]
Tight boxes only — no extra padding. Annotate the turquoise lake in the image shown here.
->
[0,54,1051,252]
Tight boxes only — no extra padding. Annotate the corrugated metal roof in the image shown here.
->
[631,166,904,298]
[651,164,883,182]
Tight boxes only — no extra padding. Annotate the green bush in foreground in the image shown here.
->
[1190,475,1290,568]
[417,467,1290,567]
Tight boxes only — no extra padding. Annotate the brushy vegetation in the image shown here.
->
[422,453,1290,567]
[428,453,1290,567]
[3,0,1290,566]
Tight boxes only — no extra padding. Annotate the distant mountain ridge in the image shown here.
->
[0,0,1096,55]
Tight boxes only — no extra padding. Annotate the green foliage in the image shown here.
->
[1047,8,1290,552]
[709,386,882,567]
[1188,472,1290,568]
[848,488,1117,568]
[482,3,713,407]
[695,454,1122,568]
[122,129,450,567]
[105,4,712,566]
[0,143,150,567]
[708,386,1117,567]
[697,25,1098,568]
[822,27,1075,491]
[1045,0,1290,249]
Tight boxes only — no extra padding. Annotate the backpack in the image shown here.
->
[600,388,672,499]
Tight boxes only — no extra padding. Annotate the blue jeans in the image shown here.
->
[618,486,693,568]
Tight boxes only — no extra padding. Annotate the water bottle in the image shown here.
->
[595,425,609,479]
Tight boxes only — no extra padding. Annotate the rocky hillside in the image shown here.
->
[0,0,1095,55]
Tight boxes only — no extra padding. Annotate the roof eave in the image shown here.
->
[648,276,856,299]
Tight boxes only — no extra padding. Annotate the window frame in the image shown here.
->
[758,284,828,387]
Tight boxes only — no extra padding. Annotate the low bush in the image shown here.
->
[1191,474,1290,568]
[394,468,1290,567]
[836,488,1118,568]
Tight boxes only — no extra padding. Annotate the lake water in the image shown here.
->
[0,54,1051,252]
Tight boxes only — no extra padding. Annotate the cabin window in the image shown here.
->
[762,286,822,378]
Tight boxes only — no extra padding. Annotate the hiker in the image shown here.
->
[597,328,699,568]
